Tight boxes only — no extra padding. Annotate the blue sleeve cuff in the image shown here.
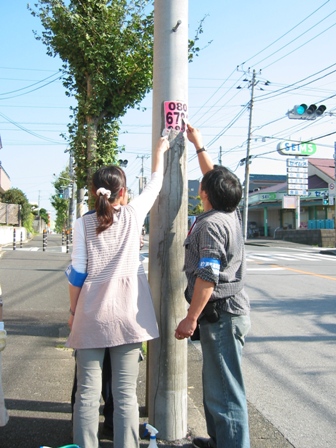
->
[65,265,88,287]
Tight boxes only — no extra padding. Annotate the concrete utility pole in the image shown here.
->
[147,0,188,440]
[334,142,336,227]
[218,146,222,165]
[242,69,256,241]
[137,154,150,194]
[76,188,85,217]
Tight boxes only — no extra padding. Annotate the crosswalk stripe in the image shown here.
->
[246,252,336,262]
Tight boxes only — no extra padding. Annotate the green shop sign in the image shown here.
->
[260,192,277,200]
[277,141,317,156]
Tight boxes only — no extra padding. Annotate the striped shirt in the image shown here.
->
[66,173,162,349]
[184,209,250,315]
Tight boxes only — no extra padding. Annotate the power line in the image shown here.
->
[0,71,61,96]
[254,8,336,68]
[0,75,63,100]
[255,62,336,101]
[240,0,331,66]
[261,20,336,70]
[0,111,66,144]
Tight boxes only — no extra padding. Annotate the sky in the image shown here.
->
[1,0,336,218]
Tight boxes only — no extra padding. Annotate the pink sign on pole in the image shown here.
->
[164,101,188,132]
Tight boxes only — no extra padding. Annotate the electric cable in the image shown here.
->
[0,111,66,144]
[255,9,336,69]
[0,76,63,100]
[0,72,61,96]
[240,0,331,66]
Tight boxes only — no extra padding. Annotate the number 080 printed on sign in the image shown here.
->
[164,101,188,132]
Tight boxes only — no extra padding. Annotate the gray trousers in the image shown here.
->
[73,343,142,448]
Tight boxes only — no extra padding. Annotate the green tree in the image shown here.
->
[30,0,155,200]
[0,188,35,232]
[29,1,209,206]
[188,195,203,216]
[51,169,71,232]
[39,208,49,224]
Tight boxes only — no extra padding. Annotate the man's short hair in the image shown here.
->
[201,165,242,212]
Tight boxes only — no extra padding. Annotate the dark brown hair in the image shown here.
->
[201,165,242,212]
[92,165,127,234]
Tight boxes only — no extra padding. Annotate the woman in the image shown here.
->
[65,136,169,448]
[0,286,9,428]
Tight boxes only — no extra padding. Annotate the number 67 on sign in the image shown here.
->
[164,101,188,132]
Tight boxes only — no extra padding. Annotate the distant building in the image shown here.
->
[246,157,335,237]
[188,179,200,211]
[0,162,11,194]
[249,174,287,193]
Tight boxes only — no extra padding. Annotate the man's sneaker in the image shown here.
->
[192,437,216,448]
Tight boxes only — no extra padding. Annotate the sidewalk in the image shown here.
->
[0,234,294,447]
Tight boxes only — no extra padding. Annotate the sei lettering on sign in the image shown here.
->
[164,101,188,132]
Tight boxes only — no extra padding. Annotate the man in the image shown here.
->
[176,124,251,448]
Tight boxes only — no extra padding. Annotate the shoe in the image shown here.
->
[192,437,215,448]
[101,422,114,439]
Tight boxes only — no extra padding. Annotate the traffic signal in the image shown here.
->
[119,159,128,167]
[288,104,326,120]
[58,188,64,198]
[322,193,329,205]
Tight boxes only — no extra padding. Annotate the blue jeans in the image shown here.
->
[73,343,141,448]
[199,311,251,448]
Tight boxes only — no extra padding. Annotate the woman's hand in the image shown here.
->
[68,314,74,330]
[152,136,170,173]
[156,136,170,153]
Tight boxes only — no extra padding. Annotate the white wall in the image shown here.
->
[0,226,27,245]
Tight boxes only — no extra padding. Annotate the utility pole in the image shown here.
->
[38,190,42,233]
[137,154,150,194]
[242,69,256,241]
[148,0,188,440]
[334,142,336,228]
[218,146,222,165]
[76,189,85,217]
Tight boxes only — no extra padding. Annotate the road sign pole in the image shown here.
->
[296,196,300,229]
[334,142,336,228]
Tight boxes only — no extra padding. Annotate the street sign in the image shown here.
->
[287,172,308,179]
[287,178,308,184]
[287,167,308,173]
[286,158,309,167]
[329,182,335,197]
[278,141,317,156]
[282,196,298,208]
[288,189,308,196]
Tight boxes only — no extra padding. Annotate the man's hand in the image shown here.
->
[175,316,197,340]
[186,124,203,150]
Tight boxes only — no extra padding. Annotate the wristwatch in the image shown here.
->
[196,146,207,154]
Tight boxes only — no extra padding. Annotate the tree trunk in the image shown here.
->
[86,75,98,209]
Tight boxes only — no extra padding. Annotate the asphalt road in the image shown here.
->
[243,243,336,448]
[2,233,334,447]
